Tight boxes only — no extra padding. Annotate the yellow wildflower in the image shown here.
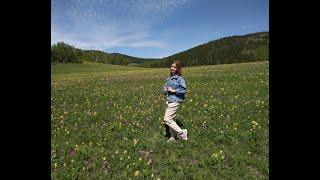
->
[133,139,138,146]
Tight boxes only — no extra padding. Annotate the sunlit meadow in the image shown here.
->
[51,61,269,179]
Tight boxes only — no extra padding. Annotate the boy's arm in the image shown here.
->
[162,78,169,94]
[174,78,186,94]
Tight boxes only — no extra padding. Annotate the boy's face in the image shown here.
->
[170,63,177,74]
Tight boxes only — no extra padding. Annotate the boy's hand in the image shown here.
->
[167,87,176,92]
[163,85,168,91]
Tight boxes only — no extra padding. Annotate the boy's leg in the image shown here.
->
[169,126,177,138]
[163,102,183,135]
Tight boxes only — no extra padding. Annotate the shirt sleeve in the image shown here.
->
[162,77,169,93]
[175,77,186,94]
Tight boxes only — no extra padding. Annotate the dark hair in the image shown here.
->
[170,60,182,76]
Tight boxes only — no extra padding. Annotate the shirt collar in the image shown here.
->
[170,74,179,79]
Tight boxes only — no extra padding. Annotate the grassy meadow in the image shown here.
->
[51,61,269,179]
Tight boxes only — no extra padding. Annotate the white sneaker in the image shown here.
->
[180,129,188,140]
[167,137,176,142]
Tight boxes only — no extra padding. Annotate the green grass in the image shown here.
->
[51,61,269,179]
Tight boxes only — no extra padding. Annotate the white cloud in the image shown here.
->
[128,41,167,48]
[51,0,189,50]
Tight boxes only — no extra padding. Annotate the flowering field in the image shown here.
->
[51,61,269,179]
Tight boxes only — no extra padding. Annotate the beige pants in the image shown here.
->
[163,101,183,137]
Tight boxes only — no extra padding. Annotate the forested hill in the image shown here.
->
[140,31,268,67]
[80,50,158,66]
[51,31,268,67]
[51,44,158,66]
[110,53,159,64]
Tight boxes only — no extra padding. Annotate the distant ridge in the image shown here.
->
[140,31,268,67]
[52,31,268,67]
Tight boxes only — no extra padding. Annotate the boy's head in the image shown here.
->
[170,60,182,76]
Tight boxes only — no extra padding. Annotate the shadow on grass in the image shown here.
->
[164,119,184,138]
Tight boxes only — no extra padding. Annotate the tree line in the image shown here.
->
[51,42,131,65]
[51,42,83,63]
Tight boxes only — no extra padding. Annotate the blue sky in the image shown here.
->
[51,0,268,58]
